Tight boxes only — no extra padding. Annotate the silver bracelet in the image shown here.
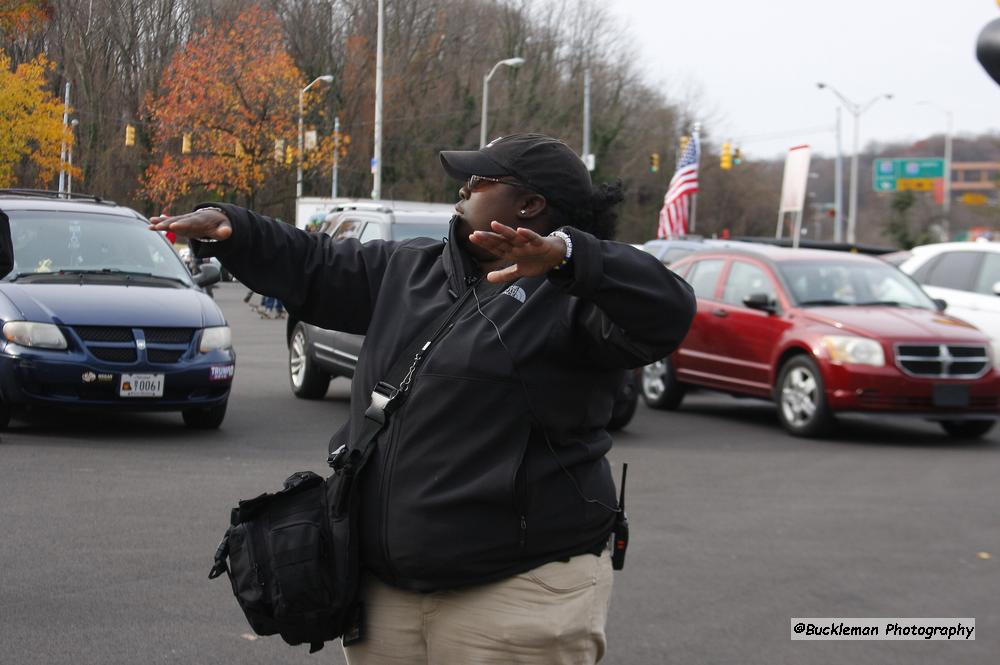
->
[194,206,226,243]
[549,229,573,269]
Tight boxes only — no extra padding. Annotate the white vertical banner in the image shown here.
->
[304,130,318,151]
[776,144,812,246]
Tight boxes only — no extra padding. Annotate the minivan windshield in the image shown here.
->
[4,211,192,284]
[779,260,935,309]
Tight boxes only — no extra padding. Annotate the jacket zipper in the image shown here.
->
[376,279,481,581]
[512,434,530,551]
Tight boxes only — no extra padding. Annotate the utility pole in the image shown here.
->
[372,0,384,200]
[57,81,70,196]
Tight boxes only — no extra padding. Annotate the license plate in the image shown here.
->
[932,384,969,408]
[119,373,165,398]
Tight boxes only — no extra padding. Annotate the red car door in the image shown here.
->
[672,257,731,387]
[711,259,790,397]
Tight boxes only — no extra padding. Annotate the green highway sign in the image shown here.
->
[873,158,946,192]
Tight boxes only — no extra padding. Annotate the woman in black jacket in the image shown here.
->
[151,134,695,664]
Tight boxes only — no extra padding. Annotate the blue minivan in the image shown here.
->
[0,191,234,429]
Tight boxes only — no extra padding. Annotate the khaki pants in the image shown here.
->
[344,549,613,665]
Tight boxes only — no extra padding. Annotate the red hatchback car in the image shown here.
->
[642,245,1000,438]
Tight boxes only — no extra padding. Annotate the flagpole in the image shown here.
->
[688,122,701,234]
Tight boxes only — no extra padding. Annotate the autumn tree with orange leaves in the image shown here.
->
[0,0,51,35]
[143,6,308,209]
[0,48,77,188]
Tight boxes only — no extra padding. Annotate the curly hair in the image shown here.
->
[548,179,625,241]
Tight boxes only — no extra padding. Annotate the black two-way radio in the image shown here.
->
[611,463,629,570]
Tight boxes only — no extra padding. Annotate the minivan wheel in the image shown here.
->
[775,355,834,437]
[182,400,228,429]
[0,399,10,430]
[641,358,685,410]
[289,324,331,399]
[939,420,995,440]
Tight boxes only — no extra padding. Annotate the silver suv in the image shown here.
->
[285,200,453,397]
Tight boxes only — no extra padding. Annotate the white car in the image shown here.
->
[899,241,1000,359]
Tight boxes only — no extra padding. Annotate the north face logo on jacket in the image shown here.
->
[502,285,526,303]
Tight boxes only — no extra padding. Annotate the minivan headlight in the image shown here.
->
[199,326,232,353]
[3,321,68,349]
[821,335,885,367]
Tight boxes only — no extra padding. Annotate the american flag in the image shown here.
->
[657,134,700,239]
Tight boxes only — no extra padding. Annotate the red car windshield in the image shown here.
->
[778,261,935,309]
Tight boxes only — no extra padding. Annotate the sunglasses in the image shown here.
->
[465,174,537,193]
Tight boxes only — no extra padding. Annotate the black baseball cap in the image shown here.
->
[440,134,592,211]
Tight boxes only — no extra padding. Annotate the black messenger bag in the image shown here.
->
[208,283,479,652]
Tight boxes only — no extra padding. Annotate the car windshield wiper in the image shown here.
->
[855,300,923,309]
[797,299,851,307]
[55,269,188,285]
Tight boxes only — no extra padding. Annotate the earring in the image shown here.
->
[520,209,526,215]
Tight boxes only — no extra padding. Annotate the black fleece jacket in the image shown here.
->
[194,204,696,592]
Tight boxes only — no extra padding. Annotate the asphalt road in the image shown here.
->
[1,281,997,664]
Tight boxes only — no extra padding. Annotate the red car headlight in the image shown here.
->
[821,335,885,367]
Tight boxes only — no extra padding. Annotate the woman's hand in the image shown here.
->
[148,208,232,241]
[469,221,567,283]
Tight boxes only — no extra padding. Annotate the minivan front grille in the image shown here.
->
[895,344,991,379]
[73,326,134,343]
[69,326,195,365]
[144,328,194,344]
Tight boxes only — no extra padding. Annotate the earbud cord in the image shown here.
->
[472,285,620,514]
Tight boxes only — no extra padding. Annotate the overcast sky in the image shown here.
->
[607,0,1000,159]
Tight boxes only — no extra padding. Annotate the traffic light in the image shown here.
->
[720,142,732,170]
[733,146,742,165]
[650,152,660,173]
[181,132,192,154]
[124,124,135,147]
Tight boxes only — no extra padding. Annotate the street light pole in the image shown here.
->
[297,74,334,199]
[834,106,843,243]
[372,0,384,200]
[917,101,954,240]
[582,68,591,166]
[480,57,525,148]
[332,115,340,198]
[817,82,892,244]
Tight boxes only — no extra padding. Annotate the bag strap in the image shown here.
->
[327,279,482,468]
